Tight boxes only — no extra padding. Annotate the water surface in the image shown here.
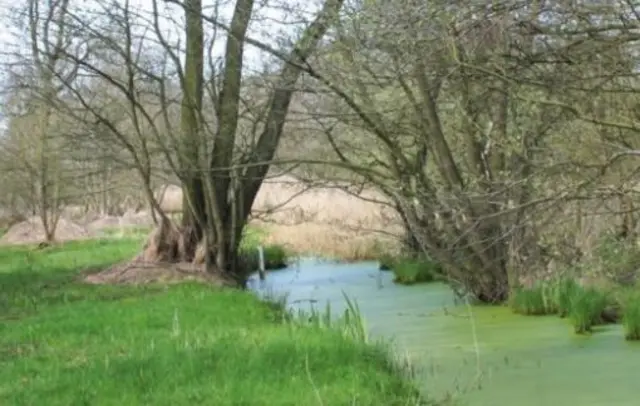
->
[249,258,640,405]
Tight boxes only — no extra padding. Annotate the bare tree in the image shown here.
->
[282,0,640,302]
[6,0,344,282]
[0,0,81,241]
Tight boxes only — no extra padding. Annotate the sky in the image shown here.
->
[0,0,321,73]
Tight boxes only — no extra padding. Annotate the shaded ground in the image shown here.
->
[0,239,424,405]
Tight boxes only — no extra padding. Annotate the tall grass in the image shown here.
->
[568,287,608,334]
[509,277,612,335]
[378,255,441,285]
[555,277,580,318]
[510,284,556,316]
[622,293,640,341]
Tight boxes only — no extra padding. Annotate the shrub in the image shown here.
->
[510,284,556,315]
[569,286,608,334]
[622,293,640,341]
[262,244,288,269]
[378,253,396,271]
[391,257,440,285]
[240,244,288,272]
[554,277,580,318]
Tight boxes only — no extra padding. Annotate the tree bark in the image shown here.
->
[147,0,345,286]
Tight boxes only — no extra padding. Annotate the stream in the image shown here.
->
[248,258,640,406]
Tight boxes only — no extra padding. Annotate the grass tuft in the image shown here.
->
[622,293,640,341]
[554,277,580,318]
[391,257,440,285]
[378,252,441,285]
[510,284,556,316]
[569,286,608,334]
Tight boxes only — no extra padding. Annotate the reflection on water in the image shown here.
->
[248,258,640,406]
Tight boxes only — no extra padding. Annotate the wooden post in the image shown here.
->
[258,245,266,281]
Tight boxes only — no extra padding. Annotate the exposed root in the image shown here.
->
[84,220,237,287]
[193,237,208,265]
[83,258,237,286]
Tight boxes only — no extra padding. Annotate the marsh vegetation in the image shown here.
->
[2,0,640,404]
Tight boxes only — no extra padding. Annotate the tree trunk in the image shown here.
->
[138,0,345,287]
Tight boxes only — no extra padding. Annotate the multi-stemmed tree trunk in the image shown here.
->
[145,0,345,285]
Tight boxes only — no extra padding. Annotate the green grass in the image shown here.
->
[510,284,557,316]
[0,239,424,405]
[378,253,395,271]
[390,257,440,285]
[554,277,580,318]
[569,287,608,334]
[622,292,640,341]
[241,244,289,271]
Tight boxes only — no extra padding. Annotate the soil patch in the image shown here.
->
[87,216,122,232]
[0,217,91,245]
[83,256,233,286]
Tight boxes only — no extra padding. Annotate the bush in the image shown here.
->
[378,253,395,271]
[554,277,580,318]
[240,244,288,272]
[569,286,608,334]
[391,257,440,285]
[510,284,556,316]
[262,244,288,269]
[622,293,640,341]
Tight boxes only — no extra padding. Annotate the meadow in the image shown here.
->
[0,236,426,405]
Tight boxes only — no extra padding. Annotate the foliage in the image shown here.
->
[390,257,441,285]
[241,244,289,271]
[569,287,608,334]
[622,292,640,341]
[378,252,395,271]
[510,284,557,316]
[0,240,426,405]
[554,277,581,318]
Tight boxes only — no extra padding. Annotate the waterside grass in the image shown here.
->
[0,239,426,405]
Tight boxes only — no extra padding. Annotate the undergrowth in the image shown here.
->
[622,292,640,341]
[379,254,441,285]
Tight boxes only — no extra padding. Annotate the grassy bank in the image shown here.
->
[0,239,424,405]
[509,276,640,339]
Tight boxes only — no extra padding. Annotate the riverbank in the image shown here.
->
[0,239,424,405]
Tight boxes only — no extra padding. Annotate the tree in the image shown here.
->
[284,0,640,302]
[7,0,344,283]
[0,0,79,241]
